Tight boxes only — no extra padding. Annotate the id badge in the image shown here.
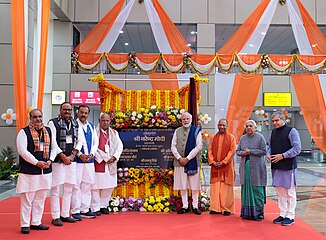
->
[39,142,44,151]
[105,144,110,153]
[66,135,73,144]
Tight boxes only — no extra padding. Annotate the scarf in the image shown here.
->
[184,125,200,176]
[57,115,79,151]
[29,122,50,159]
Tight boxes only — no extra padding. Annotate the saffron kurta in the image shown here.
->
[208,132,236,213]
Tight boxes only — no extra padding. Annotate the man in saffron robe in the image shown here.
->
[171,112,203,215]
[208,118,236,216]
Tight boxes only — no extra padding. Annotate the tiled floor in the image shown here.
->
[1,153,325,236]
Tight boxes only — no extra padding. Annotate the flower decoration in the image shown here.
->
[71,51,78,72]
[261,54,269,69]
[279,0,286,5]
[198,113,212,125]
[202,131,210,141]
[143,196,171,213]
[182,52,192,69]
[128,52,137,69]
[194,73,209,83]
[117,167,130,185]
[109,106,184,129]
[108,196,144,212]
[1,108,16,125]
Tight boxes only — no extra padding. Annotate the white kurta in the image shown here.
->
[48,120,84,186]
[16,128,60,193]
[75,119,99,184]
[93,126,123,189]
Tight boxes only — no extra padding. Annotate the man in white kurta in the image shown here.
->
[48,102,83,226]
[16,109,61,234]
[171,112,203,215]
[91,112,123,215]
[71,105,98,219]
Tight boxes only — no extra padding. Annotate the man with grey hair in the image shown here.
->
[171,112,203,215]
[267,111,301,226]
[91,112,123,215]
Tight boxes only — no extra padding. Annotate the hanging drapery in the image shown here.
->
[149,73,179,90]
[217,0,270,54]
[296,0,326,55]
[37,0,51,110]
[227,74,262,142]
[74,0,126,53]
[286,0,313,54]
[11,0,27,130]
[291,74,326,153]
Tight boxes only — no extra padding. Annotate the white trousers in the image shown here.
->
[275,174,297,219]
[50,183,74,219]
[20,189,47,227]
[180,189,199,209]
[91,188,114,212]
[71,182,93,214]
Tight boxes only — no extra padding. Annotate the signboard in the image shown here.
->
[263,92,292,107]
[51,91,66,105]
[118,128,175,169]
[70,91,100,105]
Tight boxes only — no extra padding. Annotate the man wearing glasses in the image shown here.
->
[48,102,83,226]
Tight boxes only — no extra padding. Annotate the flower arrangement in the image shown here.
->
[118,167,174,188]
[108,106,185,129]
[108,196,144,212]
[279,0,286,5]
[143,196,171,213]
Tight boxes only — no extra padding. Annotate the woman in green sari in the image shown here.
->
[237,120,267,221]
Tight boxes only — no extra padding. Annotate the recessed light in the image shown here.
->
[124,43,129,46]
[187,43,191,46]
[191,31,197,34]
[120,30,124,34]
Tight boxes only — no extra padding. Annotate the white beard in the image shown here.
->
[183,123,191,128]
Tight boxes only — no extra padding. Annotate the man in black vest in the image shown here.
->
[48,102,82,226]
[267,111,301,226]
[16,109,61,234]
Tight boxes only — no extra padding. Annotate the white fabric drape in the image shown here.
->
[135,57,160,72]
[287,0,313,54]
[240,0,278,54]
[144,0,173,54]
[318,75,326,103]
[96,0,135,53]
[32,0,42,108]
[214,73,235,131]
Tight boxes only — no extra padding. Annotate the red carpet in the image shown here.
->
[0,197,324,240]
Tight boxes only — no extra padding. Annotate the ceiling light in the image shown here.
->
[312,44,317,47]
[124,43,129,46]
[191,31,197,35]
[261,32,266,35]
[187,43,191,46]
[120,30,124,34]
[249,44,254,47]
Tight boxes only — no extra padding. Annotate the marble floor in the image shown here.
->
[1,153,325,236]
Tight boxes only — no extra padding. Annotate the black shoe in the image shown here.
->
[30,224,49,230]
[193,208,201,215]
[209,210,222,215]
[100,208,110,214]
[60,216,77,223]
[94,210,101,216]
[255,215,264,221]
[21,227,30,234]
[177,208,187,214]
[223,211,231,216]
[51,218,63,226]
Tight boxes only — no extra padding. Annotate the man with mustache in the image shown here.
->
[16,109,61,234]
[71,105,98,219]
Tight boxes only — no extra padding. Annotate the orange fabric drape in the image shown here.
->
[11,0,27,131]
[268,54,293,66]
[296,0,326,55]
[291,74,326,153]
[106,53,129,64]
[226,74,263,142]
[149,73,179,90]
[296,55,326,65]
[136,53,161,64]
[78,53,104,65]
[217,0,270,54]
[74,0,124,53]
[161,54,184,67]
[152,0,193,54]
[190,54,216,65]
[37,0,50,110]
[237,54,262,65]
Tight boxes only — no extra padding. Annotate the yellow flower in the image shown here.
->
[164,207,170,213]
[147,205,153,212]
[149,198,155,204]
[144,202,148,207]
[155,197,161,203]
[145,176,149,182]
[140,107,145,112]
[159,203,164,209]
[144,109,149,113]
[156,208,161,213]
[165,202,170,206]
[153,204,158,210]
[129,180,133,184]
[167,111,171,115]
